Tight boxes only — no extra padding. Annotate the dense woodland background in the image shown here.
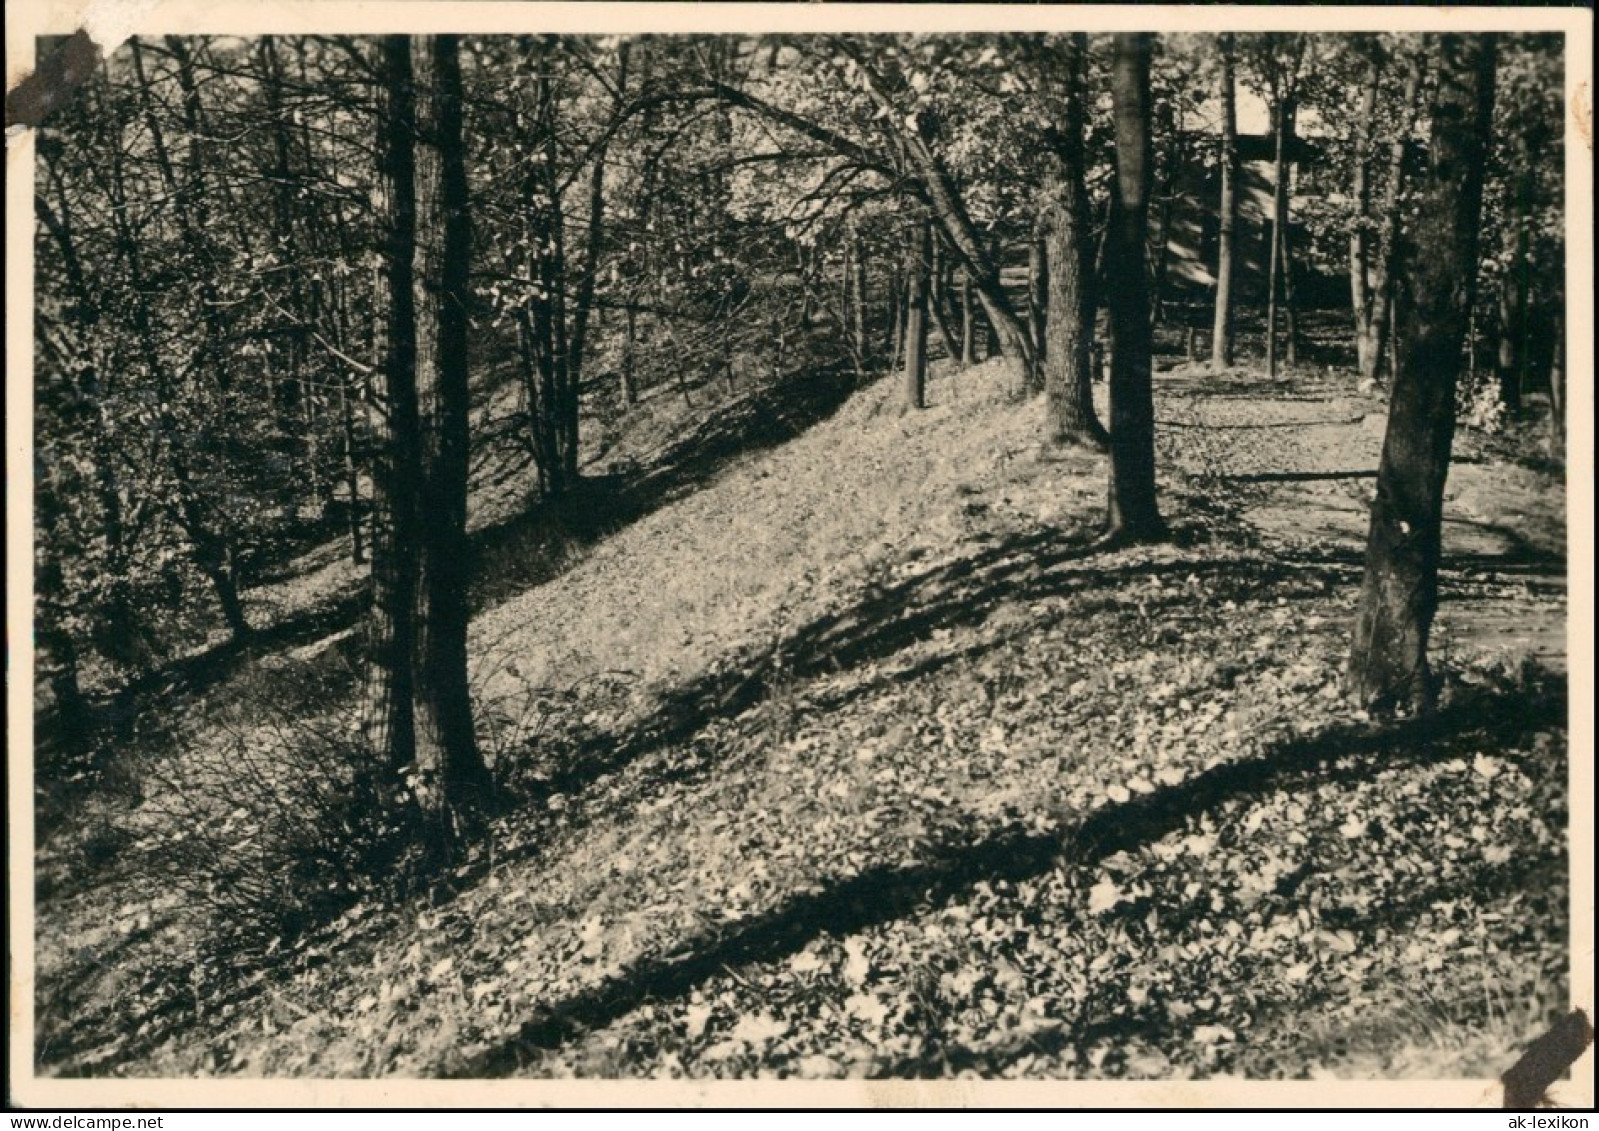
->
[28,31,1573,1081]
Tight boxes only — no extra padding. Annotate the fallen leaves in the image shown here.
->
[40,367,1569,1083]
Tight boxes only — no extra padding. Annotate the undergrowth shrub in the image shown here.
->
[472,636,639,793]
[121,697,418,950]
[1457,370,1508,434]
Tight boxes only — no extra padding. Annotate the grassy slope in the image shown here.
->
[38,357,1570,1081]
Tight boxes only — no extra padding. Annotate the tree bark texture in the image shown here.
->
[1027,232,1047,385]
[411,33,492,830]
[1360,51,1424,384]
[930,233,963,362]
[851,223,870,377]
[365,33,422,773]
[367,35,492,843]
[904,218,931,409]
[1211,35,1238,370]
[1349,46,1381,379]
[1041,33,1108,449]
[1347,34,1496,712]
[1266,92,1289,378]
[1104,34,1164,541]
[1496,134,1532,414]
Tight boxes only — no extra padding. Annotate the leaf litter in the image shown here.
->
[37,361,1569,1081]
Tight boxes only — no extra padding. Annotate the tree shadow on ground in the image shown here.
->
[1444,517,1566,574]
[876,843,1564,1079]
[1223,470,1378,485]
[505,524,1360,828]
[452,677,1565,1077]
[36,363,860,840]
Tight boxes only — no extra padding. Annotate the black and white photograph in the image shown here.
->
[8,2,1592,1108]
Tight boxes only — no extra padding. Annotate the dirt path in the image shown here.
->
[1156,366,1568,671]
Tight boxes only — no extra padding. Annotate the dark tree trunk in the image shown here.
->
[1349,46,1381,379]
[260,36,322,501]
[410,34,492,835]
[1347,34,1496,713]
[1041,33,1108,449]
[189,530,252,642]
[1104,33,1164,542]
[851,222,869,377]
[930,233,962,362]
[621,305,639,405]
[1148,100,1181,328]
[365,34,423,772]
[327,282,368,564]
[1361,52,1425,385]
[904,218,931,409]
[1027,232,1047,384]
[1281,101,1301,369]
[366,35,493,840]
[983,230,1007,362]
[35,151,151,672]
[1546,311,1564,458]
[1266,92,1289,379]
[889,269,906,370]
[1496,139,1532,415]
[1211,34,1238,370]
[518,44,578,499]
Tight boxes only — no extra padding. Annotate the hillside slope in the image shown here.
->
[37,359,1570,1082]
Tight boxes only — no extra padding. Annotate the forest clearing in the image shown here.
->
[18,24,1583,1096]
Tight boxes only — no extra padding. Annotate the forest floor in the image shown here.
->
[32,349,1572,1084]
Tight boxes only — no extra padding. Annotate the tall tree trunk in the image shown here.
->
[1211,34,1238,370]
[1349,47,1381,378]
[930,232,962,361]
[1148,101,1181,328]
[1104,34,1164,542]
[366,34,423,773]
[890,268,906,370]
[520,44,577,499]
[1362,51,1425,385]
[35,152,147,670]
[851,222,870,377]
[621,305,639,405]
[1496,136,1532,415]
[1266,91,1289,379]
[1027,231,1047,384]
[1347,34,1496,713]
[1042,33,1108,449]
[1282,97,1302,369]
[261,36,319,498]
[904,218,931,409]
[983,230,1007,361]
[329,282,368,564]
[1282,182,1300,367]
[411,33,492,834]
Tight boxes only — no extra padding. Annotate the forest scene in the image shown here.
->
[25,28,1575,1084]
